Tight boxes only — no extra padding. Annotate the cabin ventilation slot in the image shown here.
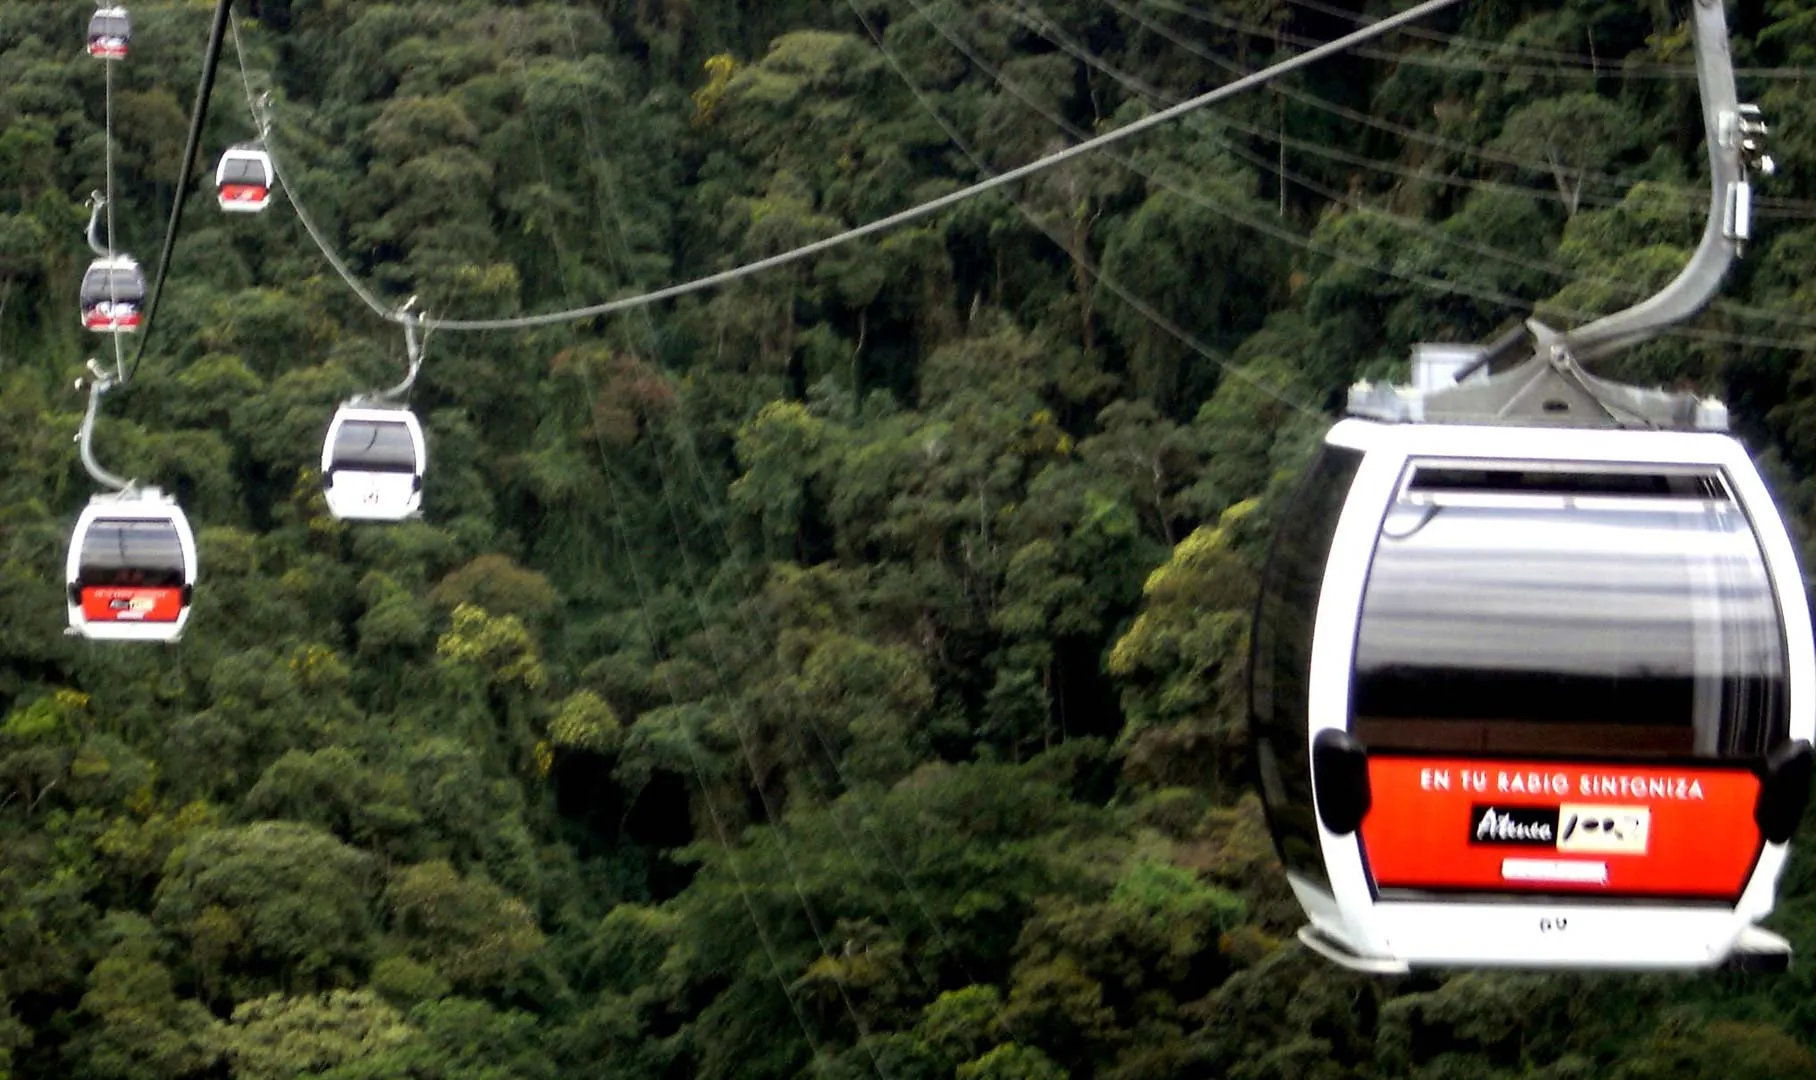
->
[1406,465,1726,500]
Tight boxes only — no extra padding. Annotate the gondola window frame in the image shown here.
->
[329,418,419,474]
[1250,441,1365,894]
[1349,457,1792,767]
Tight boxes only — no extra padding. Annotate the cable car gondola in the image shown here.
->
[1251,411,1814,973]
[66,489,197,643]
[1247,0,1802,976]
[215,146,274,213]
[80,255,145,334]
[320,406,426,521]
[87,6,130,60]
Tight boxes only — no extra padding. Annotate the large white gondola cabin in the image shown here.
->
[321,406,426,521]
[87,6,130,60]
[80,255,145,334]
[66,490,197,643]
[1250,354,1815,975]
[215,146,275,213]
[1247,0,1802,971]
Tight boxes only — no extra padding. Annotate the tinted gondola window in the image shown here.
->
[1353,465,1788,760]
[78,519,186,588]
[82,269,144,304]
[220,157,268,184]
[1251,443,1363,889]
[331,420,418,473]
[91,14,129,37]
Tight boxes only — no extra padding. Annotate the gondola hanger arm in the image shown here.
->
[84,193,110,258]
[75,361,134,494]
[1350,0,1764,430]
[355,298,424,406]
[1548,0,1765,363]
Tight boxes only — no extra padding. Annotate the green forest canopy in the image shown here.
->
[4,0,1816,1077]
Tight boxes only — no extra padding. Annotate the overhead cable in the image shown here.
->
[1120,0,1816,80]
[1017,0,1816,333]
[126,0,234,384]
[232,13,404,326]
[1273,0,1816,79]
[906,0,1814,352]
[849,1,1329,417]
[242,0,1470,333]
[1115,0,1805,205]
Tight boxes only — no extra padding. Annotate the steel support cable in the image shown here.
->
[1163,106,1811,219]
[229,10,261,133]
[232,14,402,326]
[901,0,1816,352]
[1109,0,1816,273]
[365,0,1472,332]
[1013,3,1624,287]
[126,0,234,384]
[84,11,130,480]
[1274,0,1816,79]
[1016,0,1816,333]
[1089,2,1816,346]
[222,0,1809,347]
[986,4,1710,216]
[1029,4,1816,224]
[258,116,405,323]
[104,57,116,257]
[1132,0,1816,219]
[1115,0,1756,201]
[1115,0,1816,80]
[103,54,128,381]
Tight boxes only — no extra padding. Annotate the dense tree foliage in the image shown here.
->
[3,0,1816,1077]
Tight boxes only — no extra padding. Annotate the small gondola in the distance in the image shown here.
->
[80,255,145,333]
[87,6,130,60]
[66,490,197,643]
[321,306,428,523]
[215,145,275,213]
[1247,0,1806,975]
[320,406,427,521]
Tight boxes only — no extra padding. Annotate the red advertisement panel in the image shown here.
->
[81,586,183,624]
[220,184,268,205]
[1360,755,1762,901]
[84,308,141,331]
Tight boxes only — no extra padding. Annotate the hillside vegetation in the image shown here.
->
[3,0,1816,1077]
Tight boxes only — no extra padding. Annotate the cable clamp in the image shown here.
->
[1722,104,1775,177]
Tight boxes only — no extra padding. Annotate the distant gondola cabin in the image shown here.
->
[80,256,145,334]
[216,147,274,213]
[87,6,130,59]
[320,406,426,521]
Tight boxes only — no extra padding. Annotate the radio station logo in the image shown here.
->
[1470,805,1558,846]
[1469,804,1651,854]
[1558,804,1650,855]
